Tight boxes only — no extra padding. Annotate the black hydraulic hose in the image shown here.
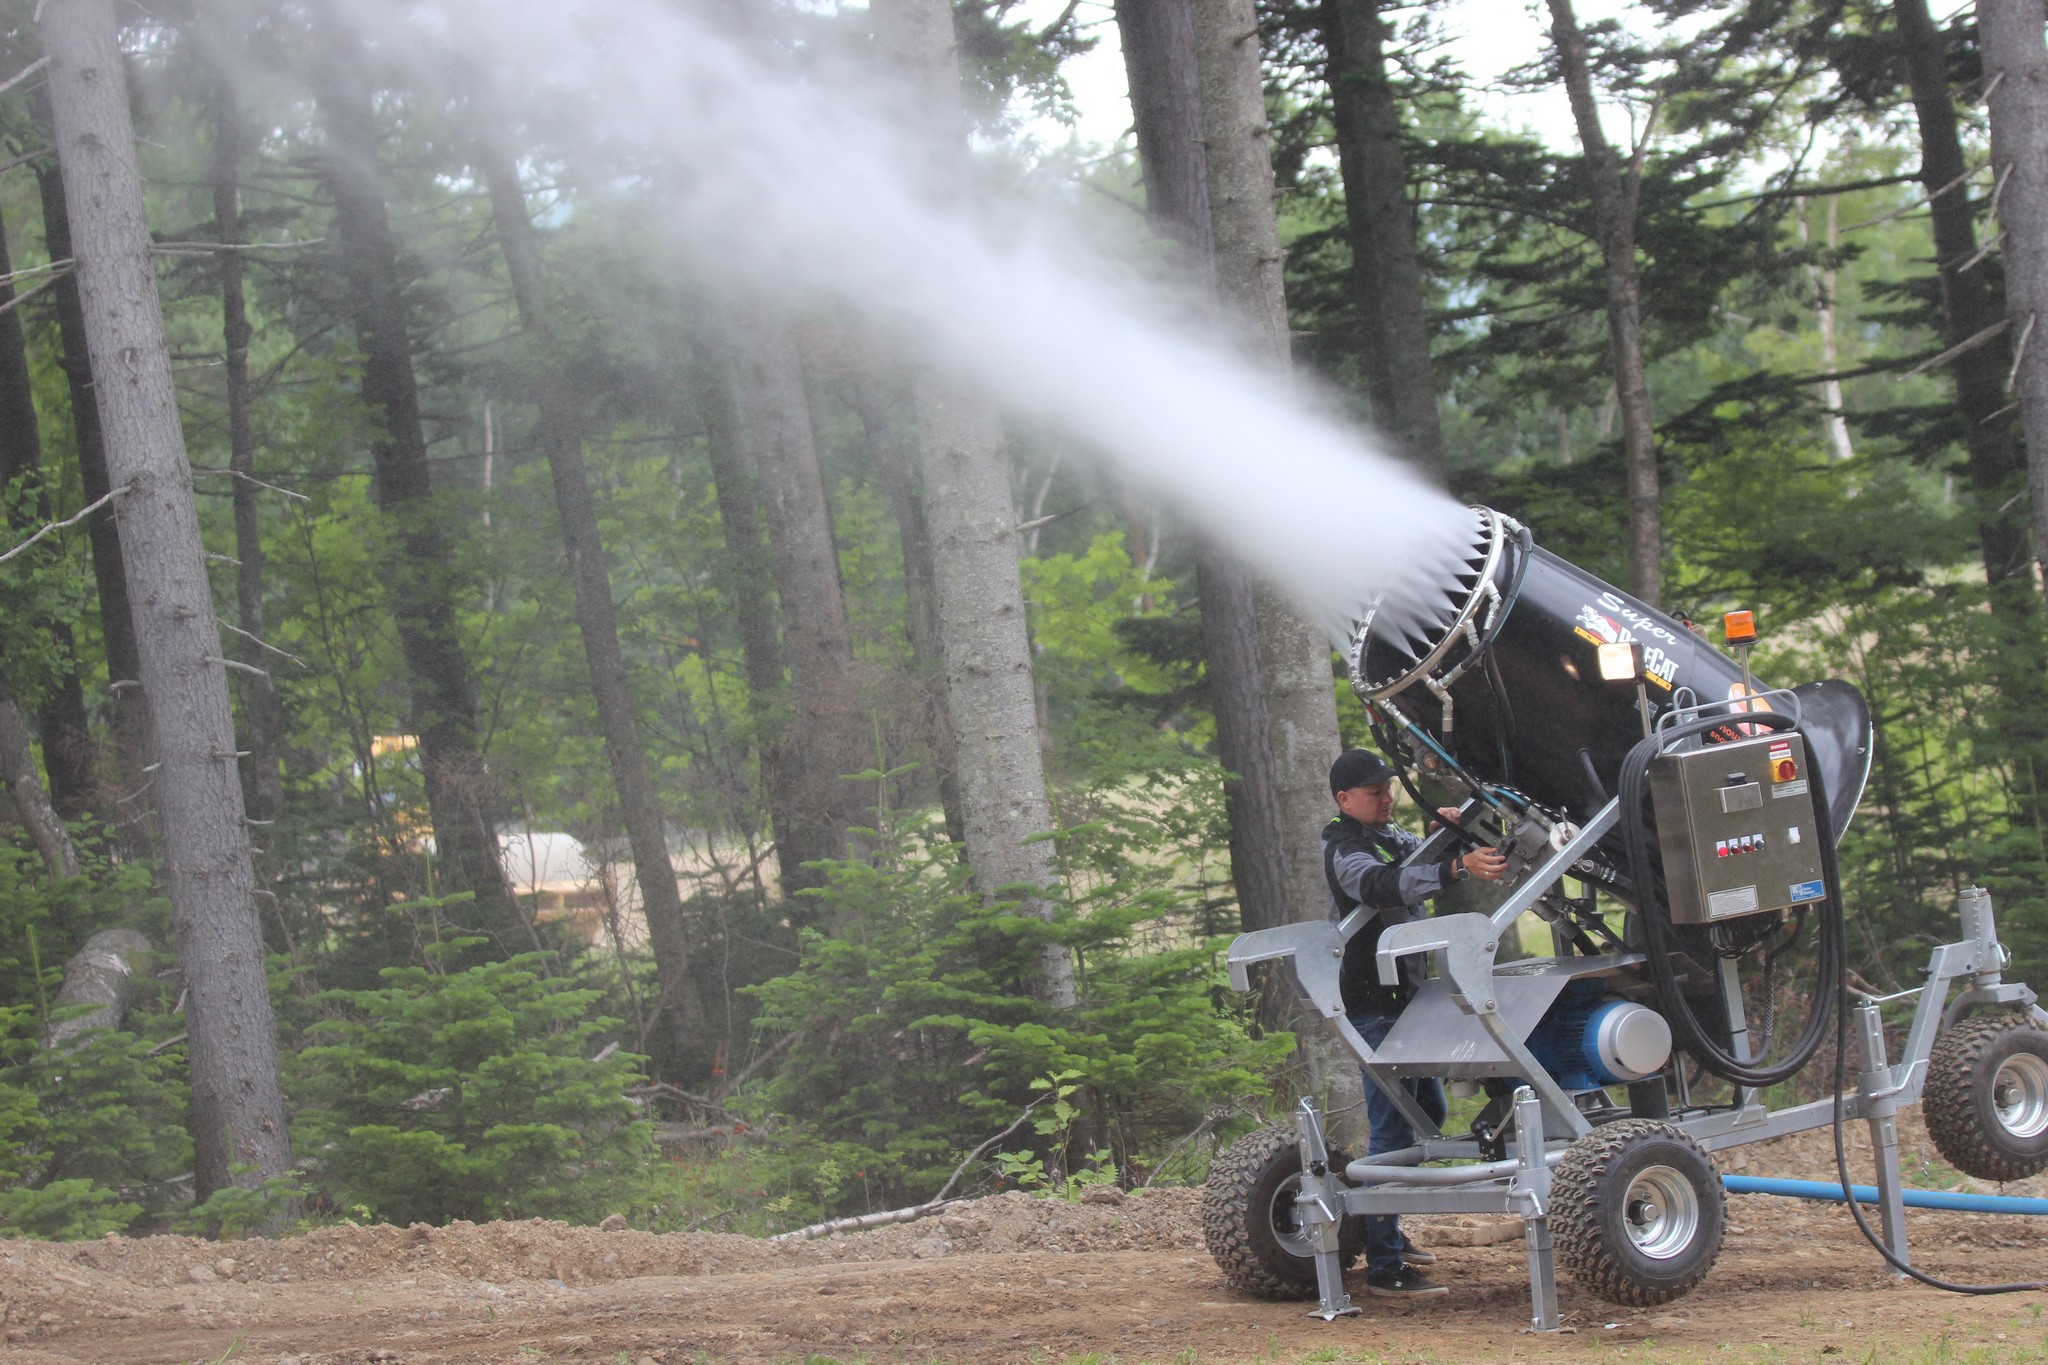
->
[1372,718,1488,855]
[1616,711,1843,1087]
[1829,985,2048,1293]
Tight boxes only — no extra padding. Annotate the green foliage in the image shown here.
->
[0,1179,138,1241]
[291,954,651,1225]
[1021,532,1187,784]
[173,1172,305,1241]
[0,844,185,1238]
[738,786,1288,1226]
[995,1070,1116,1198]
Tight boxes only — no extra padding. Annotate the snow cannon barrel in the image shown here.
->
[1346,508,1871,831]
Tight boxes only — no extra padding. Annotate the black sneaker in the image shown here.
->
[1400,1244,1437,1267]
[1367,1268,1448,1298]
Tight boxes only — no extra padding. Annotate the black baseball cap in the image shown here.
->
[1329,749,1396,793]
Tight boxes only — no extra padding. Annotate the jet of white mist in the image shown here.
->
[337,0,1476,641]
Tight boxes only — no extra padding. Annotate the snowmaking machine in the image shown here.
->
[1202,507,2048,1327]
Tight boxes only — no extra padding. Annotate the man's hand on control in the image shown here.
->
[1459,847,1509,882]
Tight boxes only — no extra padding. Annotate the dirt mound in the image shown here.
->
[0,1118,2041,1363]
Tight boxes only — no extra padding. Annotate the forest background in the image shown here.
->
[0,0,2045,1244]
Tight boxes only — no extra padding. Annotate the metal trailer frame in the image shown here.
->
[1227,800,2048,1331]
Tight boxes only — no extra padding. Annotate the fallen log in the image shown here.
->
[46,928,154,1050]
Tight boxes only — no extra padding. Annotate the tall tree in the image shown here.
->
[1977,0,2048,622]
[1189,0,1345,940]
[1116,0,1214,285]
[847,370,967,844]
[315,20,521,947]
[33,132,152,844]
[870,0,1076,1010]
[0,195,92,818]
[41,0,293,1205]
[1187,0,1363,1138]
[1895,0,2033,599]
[693,338,798,841]
[1114,0,1291,947]
[728,319,871,896]
[1547,0,1663,605]
[476,142,707,1053]
[1323,0,1448,482]
[209,65,286,834]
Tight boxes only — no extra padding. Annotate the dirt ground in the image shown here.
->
[2,1112,2045,1365]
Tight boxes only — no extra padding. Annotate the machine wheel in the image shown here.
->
[1552,1119,1725,1307]
[1924,1012,2048,1183]
[1201,1122,1366,1300]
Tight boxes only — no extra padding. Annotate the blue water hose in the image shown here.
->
[1723,1174,2048,1215]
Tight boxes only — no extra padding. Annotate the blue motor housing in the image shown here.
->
[1523,985,1673,1092]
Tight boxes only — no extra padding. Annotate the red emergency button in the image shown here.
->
[1774,758,1797,781]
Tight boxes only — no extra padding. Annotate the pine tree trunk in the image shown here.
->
[729,321,870,893]
[1115,0,1215,284]
[693,339,804,863]
[33,140,152,843]
[871,0,1077,1010]
[40,0,293,1205]
[1796,197,1856,462]
[316,26,521,948]
[1324,0,1447,483]
[210,70,285,834]
[0,197,93,821]
[1187,0,1362,1138]
[1977,0,2048,623]
[1189,0,1345,932]
[1896,0,2032,593]
[476,144,706,1053]
[45,927,151,1050]
[1548,0,1662,606]
[850,374,967,845]
[1115,0,1291,941]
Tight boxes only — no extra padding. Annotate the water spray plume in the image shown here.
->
[325,0,1473,640]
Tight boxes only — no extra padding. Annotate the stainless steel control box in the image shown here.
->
[1648,731,1829,924]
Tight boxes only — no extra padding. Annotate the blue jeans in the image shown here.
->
[1355,1014,1448,1278]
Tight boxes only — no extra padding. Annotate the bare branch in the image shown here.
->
[2007,313,2036,393]
[0,484,126,566]
[0,275,64,319]
[218,620,307,668]
[0,257,73,288]
[187,466,311,501]
[929,1095,1049,1204]
[1035,0,1080,43]
[1842,162,1982,233]
[1958,232,2004,274]
[1988,160,2015,224]
[0,146,51,178]
[202,655,270,679]
[721,1029,801,1093]
[769,1094,1051,1243]
[1897,318,2009,380]
[0,56,50,100]
[149,237,325,255]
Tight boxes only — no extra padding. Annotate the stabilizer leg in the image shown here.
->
[1293,1098,1361,1320]
[1855,1000,1911,1272]
[1512,1087,1561,1332]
